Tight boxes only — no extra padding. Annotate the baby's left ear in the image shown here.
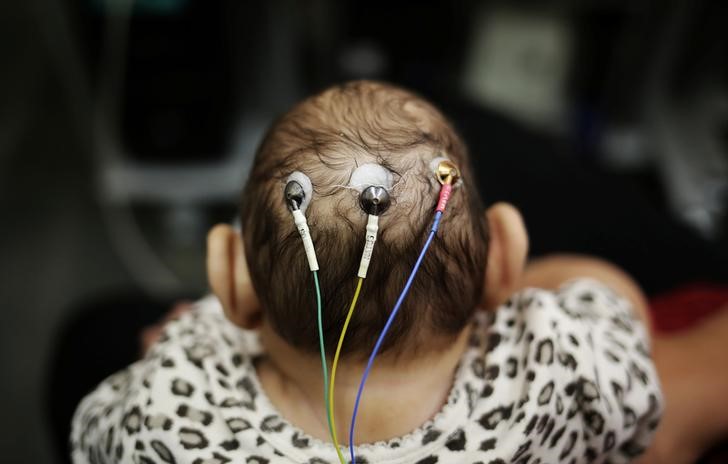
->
[206,224,262,329]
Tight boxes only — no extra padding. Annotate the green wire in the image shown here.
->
[313,271,334,439]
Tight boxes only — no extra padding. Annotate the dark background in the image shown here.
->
[1,0,727,462]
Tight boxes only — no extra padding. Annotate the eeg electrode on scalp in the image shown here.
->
[327,165,394,463]
[357,185,390,278]
[283,171,335,442]
[285,171,318,271]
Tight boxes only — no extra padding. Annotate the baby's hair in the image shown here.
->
[240,80,488,359]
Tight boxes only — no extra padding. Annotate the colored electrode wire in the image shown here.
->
[284,179,336,445]
[313,271,335,439]
[348,168,456,463]
[286,180,331,436]
[326,185,390,463]
[328,277,364,464]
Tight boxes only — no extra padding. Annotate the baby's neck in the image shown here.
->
[256,324,471,446]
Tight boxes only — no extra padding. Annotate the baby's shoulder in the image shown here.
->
[481,278,642,345]
[145,295,260,405]
[71,296,265,463]
[458,279,661,462]
[470,278,652,389]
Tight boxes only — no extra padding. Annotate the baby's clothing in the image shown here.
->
[71,279,662,463]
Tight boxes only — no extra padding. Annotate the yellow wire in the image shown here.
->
[328,277,364,464]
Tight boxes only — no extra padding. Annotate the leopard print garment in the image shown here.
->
[71,279,662,463]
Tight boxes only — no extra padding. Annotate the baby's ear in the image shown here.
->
[206,224,262,329]
[482,203,529,310]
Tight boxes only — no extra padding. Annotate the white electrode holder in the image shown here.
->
[292,209,319,271]
[357,214,379,278]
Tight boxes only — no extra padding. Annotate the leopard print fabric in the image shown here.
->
[71,279,662,463]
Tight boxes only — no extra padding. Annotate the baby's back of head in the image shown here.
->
[240,81,488,359]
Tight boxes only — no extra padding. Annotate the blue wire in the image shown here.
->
[348,211,443,463]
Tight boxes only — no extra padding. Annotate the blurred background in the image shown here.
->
[1,0,727,462]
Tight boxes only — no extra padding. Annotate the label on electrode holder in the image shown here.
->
[362,235,375,260]
[436,185,453,212]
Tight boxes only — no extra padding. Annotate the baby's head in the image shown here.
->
[209,81,526,360]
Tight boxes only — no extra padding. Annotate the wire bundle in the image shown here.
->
[299,162,458,464]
